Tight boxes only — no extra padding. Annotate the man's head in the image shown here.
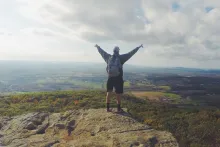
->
[113,46,120,55]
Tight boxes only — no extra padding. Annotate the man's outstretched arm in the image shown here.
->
[95,44,111,63]
[120,44,143,64]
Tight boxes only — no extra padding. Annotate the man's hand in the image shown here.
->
[95,44,99,48]
[139,44,143,48]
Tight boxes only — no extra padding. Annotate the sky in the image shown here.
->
[0,0,220,69]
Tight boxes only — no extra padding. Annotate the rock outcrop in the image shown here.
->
[0,109,178,147]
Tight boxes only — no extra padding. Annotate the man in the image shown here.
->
[95,44,143,112]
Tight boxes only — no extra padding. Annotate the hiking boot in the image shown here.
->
[107,108,112,112]
[117,104,122,112]
[117,108,123,113]
[107,103,110,112]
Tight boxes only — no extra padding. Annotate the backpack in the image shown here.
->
[107,55,122,77]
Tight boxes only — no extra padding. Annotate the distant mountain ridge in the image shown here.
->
[0,60,220,75]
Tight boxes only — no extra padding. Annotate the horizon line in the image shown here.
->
[0,59,220,70]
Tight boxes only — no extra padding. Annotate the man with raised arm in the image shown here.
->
[95,44,143,112]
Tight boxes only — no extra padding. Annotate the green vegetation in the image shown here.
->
[159,85,171,91]
[0,90,106,116]
[124,81,130,87]
[136,83,153,86]
[140,104,220,147]
[0,90,219,147]
[37,79,102,89]
[164,93,182,103]
[132,91,164,98]
[164,93,181,99]
[132,91,181,103]
[136,83,146,86]
[71,80,102,89]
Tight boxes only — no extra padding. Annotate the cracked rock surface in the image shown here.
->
[0,109,178,147]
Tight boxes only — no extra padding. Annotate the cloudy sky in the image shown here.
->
[0,0,219,69]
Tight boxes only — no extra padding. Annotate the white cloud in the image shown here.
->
[20,27,57,37]
[1,0,220,68]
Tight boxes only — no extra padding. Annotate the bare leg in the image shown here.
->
[116,94,122,112]
[116,94,121,104]
[106,92,112,112]
[106,92,111,103]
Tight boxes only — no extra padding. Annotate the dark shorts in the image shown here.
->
[107,76,124,94]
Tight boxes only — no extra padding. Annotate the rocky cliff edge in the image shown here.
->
[0,108,178,147]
